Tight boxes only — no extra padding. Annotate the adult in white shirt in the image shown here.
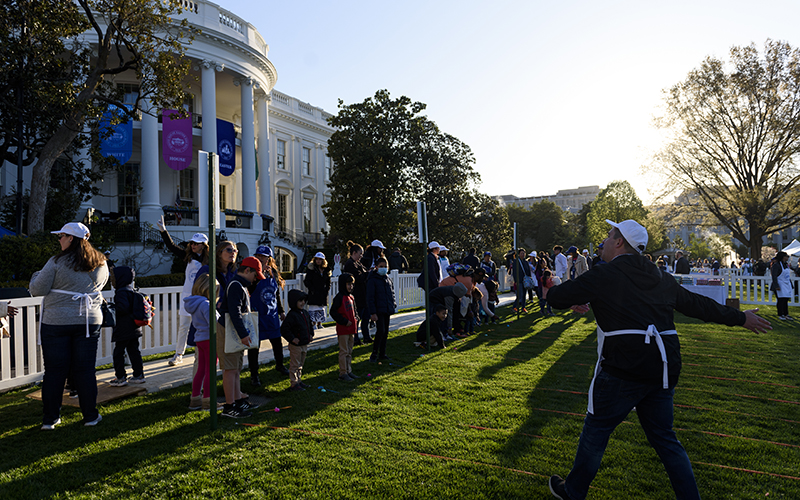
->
[553,245,568,281]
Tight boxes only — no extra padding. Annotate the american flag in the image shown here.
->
[175,187,182,224]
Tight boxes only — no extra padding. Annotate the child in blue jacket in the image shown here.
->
[366,258,396,363]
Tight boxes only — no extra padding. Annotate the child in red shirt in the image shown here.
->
[330,273,360,381]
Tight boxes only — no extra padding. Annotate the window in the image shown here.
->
[303,198,311,233]
[119,84,139,106]
[325,155,332,180]
[179,169,195,207]
[277,140,286,169]
[279,248,293,274]
[278,194,287,231]
[302,147,311,176]
[117,163,140,218]
[219,184,227,210]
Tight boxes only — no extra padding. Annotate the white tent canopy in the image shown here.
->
[781,239,800,256]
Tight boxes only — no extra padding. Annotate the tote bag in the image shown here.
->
[224,310,259,353]
[223,280,259,353]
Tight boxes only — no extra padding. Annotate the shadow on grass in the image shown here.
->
[473,314,583,381]
[0,389,211,499]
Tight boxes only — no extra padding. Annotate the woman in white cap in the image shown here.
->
[304,252,331,329]
[30,223,109,430]
[361,240,386,270]
[156,216,210,366]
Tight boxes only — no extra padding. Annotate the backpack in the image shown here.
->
[132,291,155,328]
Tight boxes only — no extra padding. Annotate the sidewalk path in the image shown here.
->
[98,295,517,395]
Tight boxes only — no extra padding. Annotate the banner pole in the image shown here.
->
[205,151,219,430]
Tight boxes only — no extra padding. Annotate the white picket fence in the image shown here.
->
[0,269,467,392]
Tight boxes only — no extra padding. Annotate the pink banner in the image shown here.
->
[162,109,192,171]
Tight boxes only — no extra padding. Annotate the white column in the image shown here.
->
[236,77,258,220]
[199,60,222,227]
[315,143,324,233]
[139,98,162,226]
[294,136,303,233]
[256,93,272,225]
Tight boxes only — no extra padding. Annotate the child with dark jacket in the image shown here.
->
[219,256,263,418]
[415,305,449,349]
[415,283,468,347]
[281,289,314,390]
[110,266,145,386]
[330,273,360,381]
[366,257,396,362]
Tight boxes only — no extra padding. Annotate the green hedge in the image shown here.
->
[135,273,185,288]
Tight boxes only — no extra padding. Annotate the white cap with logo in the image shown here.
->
[605,219,648,254]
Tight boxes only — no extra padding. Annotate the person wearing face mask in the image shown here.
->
[366,257,396,363]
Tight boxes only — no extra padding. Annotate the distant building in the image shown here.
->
[494,185,600,213]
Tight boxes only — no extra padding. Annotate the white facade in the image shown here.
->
[0,0,335,275]
[494,185,600,214]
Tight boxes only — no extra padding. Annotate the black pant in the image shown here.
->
[248,337,285,376]
[359,309,373,342]
[371,313,391,359]
[113,338,144,379]
[777,297,790,316]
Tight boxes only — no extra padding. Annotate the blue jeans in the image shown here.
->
[565,370,700,500]
[41,324,101,425]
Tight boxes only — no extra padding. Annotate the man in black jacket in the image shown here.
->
[462,248,480,269]
[674,250,690,274]
[546,219,770,500]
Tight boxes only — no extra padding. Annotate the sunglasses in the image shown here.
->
[57,234,70,240]
[224,247,237,253]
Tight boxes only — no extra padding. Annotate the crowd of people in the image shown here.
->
[20,217,788,443]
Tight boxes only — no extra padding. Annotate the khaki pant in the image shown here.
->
[337,334,354,375]
[287,344,308,385]
[216,323,244,371]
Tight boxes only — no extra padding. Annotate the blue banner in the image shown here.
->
[217,119,236,176]
[99,105,133,165]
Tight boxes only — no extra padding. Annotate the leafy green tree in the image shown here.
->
[1,0,195,234]
[505,200,574,252]
[324,90,510,254]
[325,90,428,246]
[586,180,648,244]
[650,40,800,259]
[687,233,711,261]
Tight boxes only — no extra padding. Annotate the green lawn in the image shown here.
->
[0,304,797,499]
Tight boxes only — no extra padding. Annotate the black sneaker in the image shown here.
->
[369,356,378,363]
[275,365,290,376]
[235,398,260,411]
[548,475,573,500]
[299,382,311,389]
[250,375,262,387]
[347,372,360,379]
[221,404,252,418]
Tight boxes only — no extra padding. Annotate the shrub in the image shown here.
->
[0,233,59,282]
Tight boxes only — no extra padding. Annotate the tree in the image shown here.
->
[2,0,194,234]
[505,200,575,252]
[324,90,510,253]
[586,180,648,245]
[649,40,800,259]
[325,90,428,247]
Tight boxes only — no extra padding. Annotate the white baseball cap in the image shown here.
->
[605,219,648,254]
[190,233,209,244]
[371,239,386,249]
[52,222,90,240]
[439,245,449,252]
[428,241,440,249]
[314,251,326,259]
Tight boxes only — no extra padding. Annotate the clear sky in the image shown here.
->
[223,0,800,204]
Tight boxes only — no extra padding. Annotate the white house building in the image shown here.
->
[0,1,335,275]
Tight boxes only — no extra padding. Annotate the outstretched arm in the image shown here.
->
[742,308,772,333]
